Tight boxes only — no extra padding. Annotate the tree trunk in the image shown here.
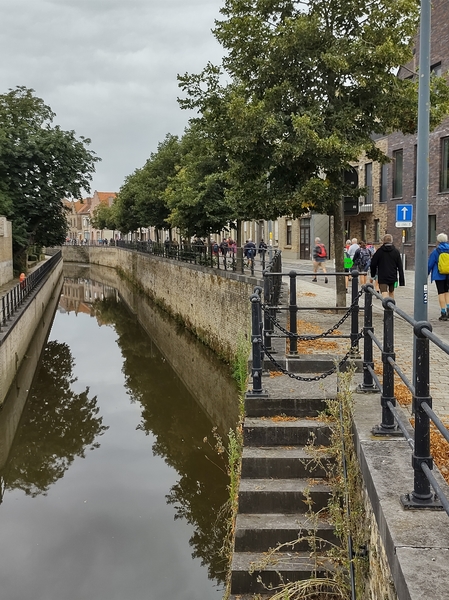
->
[333,201,346,307]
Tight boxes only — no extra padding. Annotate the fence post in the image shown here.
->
[372,298,399,435]
[401,321,442,509]
[357,285,379,393]
[263,269,274,352]
[349,271,360,356]
[288,272,298,355]
[246,288,268,398]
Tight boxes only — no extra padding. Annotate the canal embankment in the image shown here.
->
[60,245,258,363]
[0,255,63,406]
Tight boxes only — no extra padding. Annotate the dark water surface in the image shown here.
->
[0,268,238,600]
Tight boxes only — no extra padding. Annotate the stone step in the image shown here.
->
[234,513,337,553]
[241,446,332,479]
[238,478,331,514]
[243,417,332,447]
[231,551,333,595]
[245,394,328,417]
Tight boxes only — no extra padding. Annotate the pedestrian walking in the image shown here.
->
[312,237,328,283]
[347,238,359,260]
[370,234,405,299]
[428,232,449,321]
[258,239,267,263]
[352,241,372,285]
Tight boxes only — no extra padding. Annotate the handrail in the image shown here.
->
[0,251,62,333]
[359,284,449,516]
[247,271,449,518]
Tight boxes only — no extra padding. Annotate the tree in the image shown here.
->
[90,201,117,232]
[114,134,180,240]
[179,0,449,302]
[0,87,100,270]
[165,124,233,238]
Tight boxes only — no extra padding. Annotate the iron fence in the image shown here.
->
[0,251,62,332]
[248,270,449,518]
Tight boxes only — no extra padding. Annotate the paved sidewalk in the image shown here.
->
[271,257,449,421]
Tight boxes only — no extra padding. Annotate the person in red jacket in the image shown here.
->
[370,234,405,299]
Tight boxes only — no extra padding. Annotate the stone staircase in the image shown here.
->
[229,380,339,599]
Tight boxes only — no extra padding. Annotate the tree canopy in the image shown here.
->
[0,87,100,268]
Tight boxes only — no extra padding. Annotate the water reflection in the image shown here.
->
[93,296,230,582]
[0,270,237,599]
[1,340,108,497]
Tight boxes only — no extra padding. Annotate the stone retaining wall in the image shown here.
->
[0,217,13,286]
[0,259,63,405]
[61,246,257,363]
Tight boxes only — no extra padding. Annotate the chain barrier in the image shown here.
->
[262,331,364,382]
[262,288,364,341]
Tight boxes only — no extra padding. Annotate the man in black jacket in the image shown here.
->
[370,234,405,299]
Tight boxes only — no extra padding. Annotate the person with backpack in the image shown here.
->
[312,237,328,283]
[428,232,449,321]
[370,234,405,299]
[352,240,372,286]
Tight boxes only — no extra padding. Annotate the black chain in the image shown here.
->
[262,288,364,341]
[262,331,364,382]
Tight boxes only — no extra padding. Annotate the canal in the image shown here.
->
[0,264,240,600]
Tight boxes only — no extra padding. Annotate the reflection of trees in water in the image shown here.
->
[2,341,108,497]
[94,296,230,584]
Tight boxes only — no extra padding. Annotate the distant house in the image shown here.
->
[64,191,117,243]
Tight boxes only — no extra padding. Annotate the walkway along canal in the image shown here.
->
[0,263,240,600]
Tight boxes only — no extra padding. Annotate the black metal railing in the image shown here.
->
[358,284,449,516]
[0,251,62,332]
[247,271,449,518]
[91,239,279,277]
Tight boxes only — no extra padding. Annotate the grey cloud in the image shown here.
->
[0,0,224,192]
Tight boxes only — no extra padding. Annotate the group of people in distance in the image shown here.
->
[312,234,405,299]
[312,231,449,321]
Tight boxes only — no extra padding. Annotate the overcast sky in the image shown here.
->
[0,0,225,196]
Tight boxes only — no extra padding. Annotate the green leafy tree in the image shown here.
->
[90,202,117,232]
[179,0,449,300]
[0,87,100,270]
[165,124,233,238]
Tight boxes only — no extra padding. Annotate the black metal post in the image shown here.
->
[288,271,298,355]
[401,321,442,509]
[263,269,273,352]
[350,271,360,355]
[246,289,268,398]
[373,298,399,435]
[358,285,379,393]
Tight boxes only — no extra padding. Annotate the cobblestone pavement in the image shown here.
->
[269,257,449,421]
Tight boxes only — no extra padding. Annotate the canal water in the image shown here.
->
[0,265,239,600]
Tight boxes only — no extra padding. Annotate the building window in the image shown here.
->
[345,221,351,240]
[441,137,449,192]
[364,163,373,204]
[286,220,292,246]
[431,62,442,77]
[428,215,436,244]
[392,149,403,198]
[380,163,388,202]
[361,220,367,241]
[374,219,380,243]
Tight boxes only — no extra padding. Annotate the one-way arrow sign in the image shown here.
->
[395,203,413,228]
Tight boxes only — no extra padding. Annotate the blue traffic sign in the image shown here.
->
[396,203,413,223]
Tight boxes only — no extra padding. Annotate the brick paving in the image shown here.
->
[272,258,449,421]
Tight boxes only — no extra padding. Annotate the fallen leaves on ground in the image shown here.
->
[287,319,345,354]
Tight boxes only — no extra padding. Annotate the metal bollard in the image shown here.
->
[401,321,442,509]
[246,289,268,398]
[372,297,399,435]
[288,272,298,355]
[358,285,379,392]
